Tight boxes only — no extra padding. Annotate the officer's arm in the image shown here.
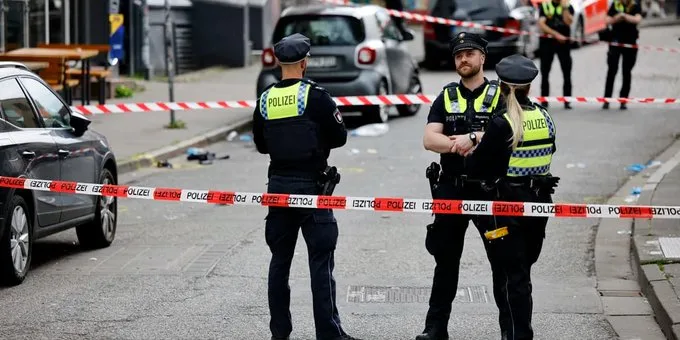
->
[537,9,563,37]
[623,4,642,24]
[606,3,622,24]
[423,93,455,153]
[252,104,268,154]
[312,88,348,149]
[562,4,574,25]
[465,117,511,173]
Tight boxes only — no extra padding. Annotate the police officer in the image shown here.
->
[537,0,575,109]
[463,54,560,340]
[418,32,503,340]
[252,33,360,340]
[602,0,642,110]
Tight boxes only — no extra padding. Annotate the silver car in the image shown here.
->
[256,4,423,124]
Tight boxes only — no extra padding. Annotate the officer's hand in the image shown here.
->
[554,33,568,43]
[449,135,473,155]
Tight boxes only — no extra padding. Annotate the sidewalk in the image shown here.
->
[89,65,261,174]
[632,138,680,340]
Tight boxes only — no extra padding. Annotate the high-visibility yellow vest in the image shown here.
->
[542,1,563,18]
[503,106,556,177]
[259,81,311,120]
[613,0,633,13]
[443,81,501,114]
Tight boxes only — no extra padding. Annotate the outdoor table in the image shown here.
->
[1,48,99,105]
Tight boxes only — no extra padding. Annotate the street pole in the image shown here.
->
[0,0,6,54]
[141,0,152,80]
[164,0,176,126]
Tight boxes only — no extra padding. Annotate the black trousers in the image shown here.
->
[476,183,551,340]
[539,40,572,99]
[422,180,485,337]
[604,45,639,99]
[265,175,346,340]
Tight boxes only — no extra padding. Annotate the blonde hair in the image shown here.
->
[501,83,530,150]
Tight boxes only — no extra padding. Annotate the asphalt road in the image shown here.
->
[1,26,679,340]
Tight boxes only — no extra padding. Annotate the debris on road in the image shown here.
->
[350,123,389,137]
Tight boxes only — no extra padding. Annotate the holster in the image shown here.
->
[318,166,341,195]
[425,162,441,199]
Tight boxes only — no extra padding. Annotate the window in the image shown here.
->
[376,10,403,41]
[0,78,40,128]
[273,15,365,46]
[20,77,71,128]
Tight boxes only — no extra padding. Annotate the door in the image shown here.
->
[376,10,413,94]
[0,78,61,227]
[19,77,97,222]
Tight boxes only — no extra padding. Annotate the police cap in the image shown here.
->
[496,54,539,86]
[449,32,488,55]
[274,33,311,64]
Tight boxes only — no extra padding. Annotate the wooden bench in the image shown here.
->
[37,43,112,104]
[0,55,80,105]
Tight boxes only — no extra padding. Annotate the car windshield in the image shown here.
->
[273,15,365,46]
[430,0,509,16]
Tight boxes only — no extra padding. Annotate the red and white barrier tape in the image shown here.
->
[2,176,679,219]
[318,0,680,53]
[69,95,680,115]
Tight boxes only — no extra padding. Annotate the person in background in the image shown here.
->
[537,0,574,110]
[602,0,643,110]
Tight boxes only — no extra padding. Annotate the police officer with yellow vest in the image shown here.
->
[537,0,575,109]
[419,32,503,340]
[463,54,560,340]
[602,0,642,110]
[252,33,360,340]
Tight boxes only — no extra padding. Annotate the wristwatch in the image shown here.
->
[469,132,478,146]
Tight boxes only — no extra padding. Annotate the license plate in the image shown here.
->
[307,56,337,68]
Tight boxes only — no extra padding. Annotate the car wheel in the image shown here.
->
[397,74,422,117]
[76,168,117,249]
[0,195,33,286]
[364,80,390,124]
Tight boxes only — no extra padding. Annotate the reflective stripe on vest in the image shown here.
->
[542,1,563,18]
[503,106,556,177]
[259,82,310,120]
[443,82,500,114]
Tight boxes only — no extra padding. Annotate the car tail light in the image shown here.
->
[504,18,521,37]
[357,47,376,65]
[262,48,276,67]
[423,22,435,40]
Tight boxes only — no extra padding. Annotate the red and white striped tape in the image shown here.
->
[70,95,680,115]
[2,176,679,219]
[319,0,680,53]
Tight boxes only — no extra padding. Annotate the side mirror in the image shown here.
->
[69,110,91,136]
[402,29,415,41]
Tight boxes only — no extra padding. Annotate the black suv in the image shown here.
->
[0,62,119,286]
[422,0,540,68]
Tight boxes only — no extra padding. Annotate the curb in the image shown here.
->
[632,140,680,340]
[594,136,680,339]
[639,18,680,28]
[116,117,253,175]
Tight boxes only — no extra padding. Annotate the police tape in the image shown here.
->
[70,95,680,115]
[318,0,680,54]
[2,176,680,219]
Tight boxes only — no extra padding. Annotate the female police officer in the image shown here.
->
[462,54,559,340]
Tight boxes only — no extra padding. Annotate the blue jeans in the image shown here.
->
[265,175,346,340]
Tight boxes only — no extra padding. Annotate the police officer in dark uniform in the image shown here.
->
[418,32,504,340]
[602,0,642,110]
[463,54,560,340]
[537,0,575,109]
[252,33,360,340]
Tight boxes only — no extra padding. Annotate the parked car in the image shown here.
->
[530,0,612,47]
[256,4,423,123]
[422,0,541,69]
[0,62,118,286]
